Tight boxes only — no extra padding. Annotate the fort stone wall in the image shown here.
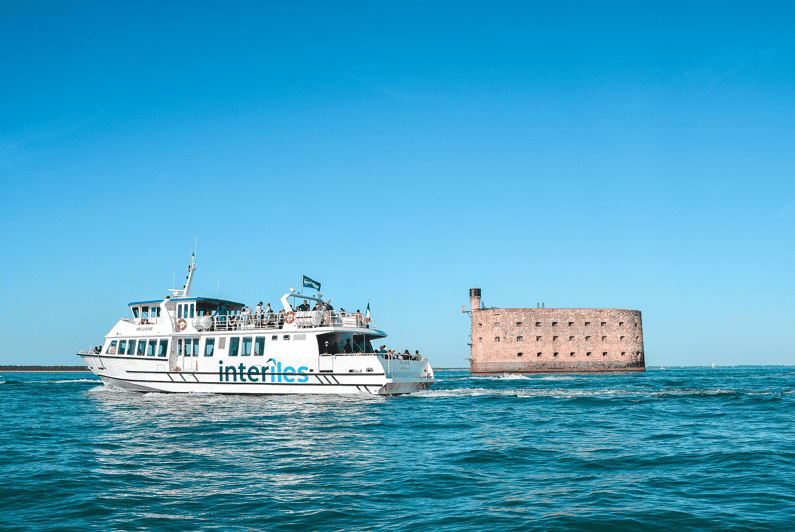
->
[468,290,645,373]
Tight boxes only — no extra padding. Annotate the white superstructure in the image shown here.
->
[78,254,435,395]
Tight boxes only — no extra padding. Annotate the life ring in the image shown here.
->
[284,311,296,324]
[177,318,187,331]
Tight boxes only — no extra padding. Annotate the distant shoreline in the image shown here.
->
[0,366,90,372]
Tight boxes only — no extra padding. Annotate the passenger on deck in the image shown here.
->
[298,301,309,311]
[344,339,353,353]
[255,302,263,326]
[241,305,252,326]
[355,310,363,326]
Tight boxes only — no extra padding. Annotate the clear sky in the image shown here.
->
[1,1,793,367]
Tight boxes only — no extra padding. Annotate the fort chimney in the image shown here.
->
[469,288,481,312]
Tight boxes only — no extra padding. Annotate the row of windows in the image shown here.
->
[107,338,168,357]
[494,335,639,342]
[178,303,196,319]
[484,321,638,328]
[107,334,307,357]
[516,351,629,357]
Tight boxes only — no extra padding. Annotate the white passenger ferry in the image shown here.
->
[78,254,435,395]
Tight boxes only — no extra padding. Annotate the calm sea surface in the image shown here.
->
[2,366,793,531]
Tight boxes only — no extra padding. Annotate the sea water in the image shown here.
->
[1,366,793,531]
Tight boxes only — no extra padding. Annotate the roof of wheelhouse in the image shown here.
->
[128,297,245,307]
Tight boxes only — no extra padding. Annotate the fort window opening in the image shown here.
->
[553,336,559,341]
[585,336,591,341]
[517,353,523,357]
[586,352,591,356]
[569,336,574,341]
[601,322,606,327]
[272,335,278,341]
[118,340,127,355]
[537,352,542,357]
[517,336,523,341]
[602,352,607,356]
[601,336,606,341]
[494,322,500,327]
[535,322,541,327]
[536,336,541,341]
[479,323,482,327]
[620,336,625,341]
[570,352,575,357]
[619,322,624,327]
[621,352,626,356]
[516,322,522,327]
[585,322,590,326]
[553,352,558,357]
[636,336,639,341]
[568,322,574,327]
[495,337,500,342]
[552,322,557,327]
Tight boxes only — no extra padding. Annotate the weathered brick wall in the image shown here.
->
[469,307,645,373]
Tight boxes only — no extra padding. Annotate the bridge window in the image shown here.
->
[132,307,139,318]
[178,305,182,319]
[254,337,265,356]
[242,337,252,356]
[229,337,239,356]
[107,340,117,354]
[190,304,195,318]
[158,339,168,357]
[142,307,149,320]
[204,338,215,357]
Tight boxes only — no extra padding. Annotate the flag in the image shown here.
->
[302,275,321,291]
[365,302,371,323]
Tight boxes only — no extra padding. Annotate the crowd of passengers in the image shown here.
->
[203,301,369,330]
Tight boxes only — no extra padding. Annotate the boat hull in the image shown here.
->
[79,354,434,395]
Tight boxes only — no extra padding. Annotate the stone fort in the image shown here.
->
[466,289,645,373]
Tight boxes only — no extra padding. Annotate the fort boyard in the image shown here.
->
[465,289,645,374]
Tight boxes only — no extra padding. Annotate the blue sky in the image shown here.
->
[1,1,793,367]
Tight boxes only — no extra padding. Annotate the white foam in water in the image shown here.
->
[52,379,101,383]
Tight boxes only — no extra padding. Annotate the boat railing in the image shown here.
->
[191,311,378,332]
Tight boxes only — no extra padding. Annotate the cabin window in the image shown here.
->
[158,339,168,357]
[229,337,240,356]
[178,305,182,319]
[294,334,306,341]
[118,340,127,355]
[254,337,265,356]
[132,307,139,318]
[147,339,156,356]
[204,338,215,357]
[272,335,278,341]
[128,340,136,356]
[108,340,117,354]
[241,337,253,356]
[184,339,192,356]
[189,338,199,355]
[283,335,290,341]
[136,340,146,356]
[190,304,195,318]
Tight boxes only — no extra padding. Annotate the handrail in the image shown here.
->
[191,311,378,332]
